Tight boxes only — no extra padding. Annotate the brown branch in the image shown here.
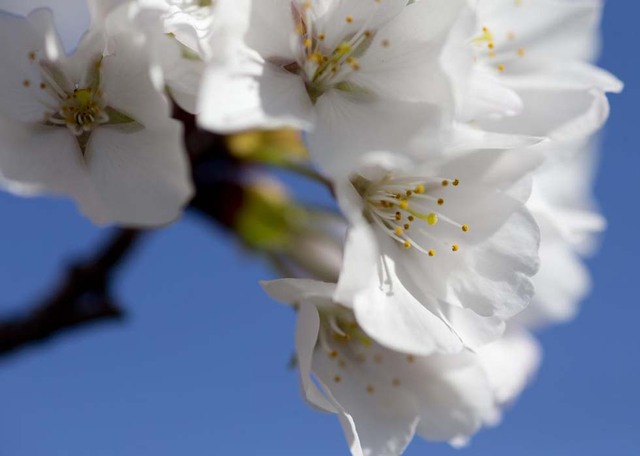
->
[0,229,143,357]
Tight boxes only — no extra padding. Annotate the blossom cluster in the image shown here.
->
[0,0,621,454]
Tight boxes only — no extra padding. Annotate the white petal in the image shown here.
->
[354,277,463,356]
[100,33,172,129]
[0,117,108,220]
[476,329,541,411]
[261,278,337,306]
[296,303,338,413]
[446,209,540,320]
[198,50,315,132]
[314,351,419,456]
[414,352,496,441]
[350,0,464,104]
[309,91,443,177]
[335,221,378,306]
[85,121,193,226]
[441,305,505,350]
[0,11,61,123]
[244,0,297,60]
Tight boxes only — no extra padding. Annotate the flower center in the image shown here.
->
[353,174,470,256]
[50,87,109,136]
[472,24,526,74]
[318,308,410,393]
[21,51,136,151]
[286,1,383,102]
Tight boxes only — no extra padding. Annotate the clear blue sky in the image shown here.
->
[0,1,638,455]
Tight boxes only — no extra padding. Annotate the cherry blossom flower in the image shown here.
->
[263,279,499,456]
[198,0,465,175]
[332,148,541,353]
[0,8,193,225]
[445,0,622,139]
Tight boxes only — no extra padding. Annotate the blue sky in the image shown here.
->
[0,1,639,455]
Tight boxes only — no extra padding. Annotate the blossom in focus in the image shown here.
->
[0,8,193,225]
[198,0,465,175]
[332,148,541,353]
[263,278,500,456]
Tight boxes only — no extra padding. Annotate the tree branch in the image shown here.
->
[0,229,142,357]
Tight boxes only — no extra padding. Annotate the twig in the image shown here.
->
[0,229,142,357]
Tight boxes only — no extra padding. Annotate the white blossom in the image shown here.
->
[332,148,541,354]
[263,278,499,456]
[0,8,193,226]
[198,0,465,175]
[444,0,622,139]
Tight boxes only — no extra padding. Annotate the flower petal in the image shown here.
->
[198,51,315,132]
[85,121,193,226]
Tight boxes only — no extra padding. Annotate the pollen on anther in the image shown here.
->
[408,215,415,222]
[414,184,425,194]
[452,244,460,252]
[498,64,506,72]
[39,82,47,90]
[428,249,435,257]
[442,179,449,187]
[399,199,409,210]
[403,241,412,249]
[346,15,353,23]
[404,224,410,230]
[426,213,438,226]
[452,179,460,186]
[437,198,445,206]
[395,227,404,236]
[462,224,469,232]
